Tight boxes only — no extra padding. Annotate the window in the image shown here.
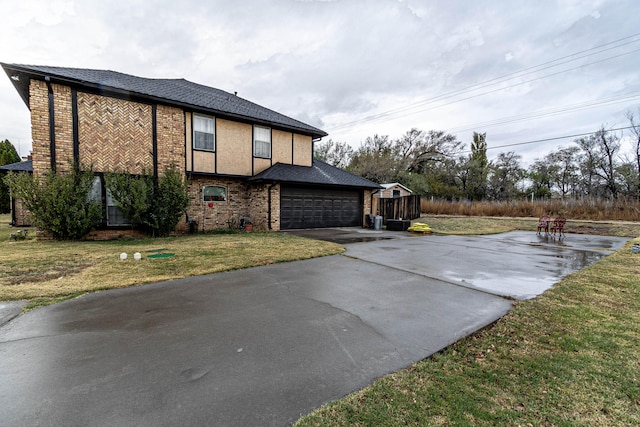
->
[193,114,215,151]
[106,188,130,225]
[392,189,401,198]
[89,176,130,226]
[89,176,102,204]
[253,126,271,158]
[203,185,227,202]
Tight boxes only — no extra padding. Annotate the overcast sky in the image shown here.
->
[1,0,639,164]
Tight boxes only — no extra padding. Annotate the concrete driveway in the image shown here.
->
[0,230,627,426]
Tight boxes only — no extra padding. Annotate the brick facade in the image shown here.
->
[11,197,32,227]
[30,80,52,175]
[78,93,153,174]
[19,74,368,239]
[156,104,186,173]
[180,177,280,233]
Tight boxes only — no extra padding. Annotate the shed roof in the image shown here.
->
[250,159,382,189]
[1,63,327,139]
[381,182,413,193]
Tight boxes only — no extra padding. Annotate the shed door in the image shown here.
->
[280,186,362,230]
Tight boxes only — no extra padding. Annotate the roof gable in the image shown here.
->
[381,182,413,193]
[1,63,327,139]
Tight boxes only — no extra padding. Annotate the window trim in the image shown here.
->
[193,113,216,152]
[253,125,272,159]
[202,185,227,202]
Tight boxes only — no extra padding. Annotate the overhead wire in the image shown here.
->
[327,33,640,132]
[456,126,635,154]
[330,47,640,131]
[446,91,640,133]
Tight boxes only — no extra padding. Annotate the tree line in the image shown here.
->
[0,139,21,213]
[315,109,640,201]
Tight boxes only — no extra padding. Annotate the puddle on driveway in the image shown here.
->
[345,231,629,301]
[330,236,395,244]
[282,228,412,244]
[452,249,607,299]
[461,232,629,299]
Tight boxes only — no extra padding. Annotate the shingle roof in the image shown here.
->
[249,159,382,189]
[0,160,33,172]
[1,63,327,138]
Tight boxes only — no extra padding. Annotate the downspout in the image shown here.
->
[45,77,56,172]
[151,105,158,179]
[371,188,381,215]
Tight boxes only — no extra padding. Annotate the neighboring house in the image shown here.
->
[375,183,413,199]
[1,63,381,236]
[0,159,33,227]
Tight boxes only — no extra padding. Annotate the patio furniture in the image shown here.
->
[537,215,551,235]
[550,217,566,237]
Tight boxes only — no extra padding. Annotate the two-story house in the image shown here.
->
[1,63,380,237]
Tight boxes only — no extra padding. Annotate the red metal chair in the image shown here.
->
[550,217,566,237]
[537,215,550,235]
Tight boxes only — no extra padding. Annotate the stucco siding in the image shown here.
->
[217,119,252,176]
[293,134,312,166]
[272,129,293,165]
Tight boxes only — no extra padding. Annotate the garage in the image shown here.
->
[249,159,381,231]
[280,186,362,230]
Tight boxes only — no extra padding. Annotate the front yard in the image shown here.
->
[3,212,640,425]
[0,214,343,310]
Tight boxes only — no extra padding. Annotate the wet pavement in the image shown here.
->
[0,230,627,426]
[343,230,628,300]
[0,300,26,328]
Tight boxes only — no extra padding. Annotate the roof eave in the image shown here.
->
[1,63,329,139]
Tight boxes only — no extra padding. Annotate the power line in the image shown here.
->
[457,126,635,154]
[330,46,640,131]
[446,92,640,133]
[328,33,640,132]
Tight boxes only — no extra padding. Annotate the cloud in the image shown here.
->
[0,0,638,163]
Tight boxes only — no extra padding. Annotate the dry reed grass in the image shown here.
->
[421,198,640,221]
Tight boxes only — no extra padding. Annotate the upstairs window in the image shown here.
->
[253,126,271,158]
[193,114,215,151]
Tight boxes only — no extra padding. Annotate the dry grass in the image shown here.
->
[421,198,640,222]
[0,214,343,308]
[420,214,640,237]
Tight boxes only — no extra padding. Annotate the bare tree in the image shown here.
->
[394,128,462,174]
[626,109,640,199]
[314,139,354,169]
[348,134,400,183]
[547,146,580,199]
[576,127,621,199]
[487,151,525,200]
[527,159,555,199]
